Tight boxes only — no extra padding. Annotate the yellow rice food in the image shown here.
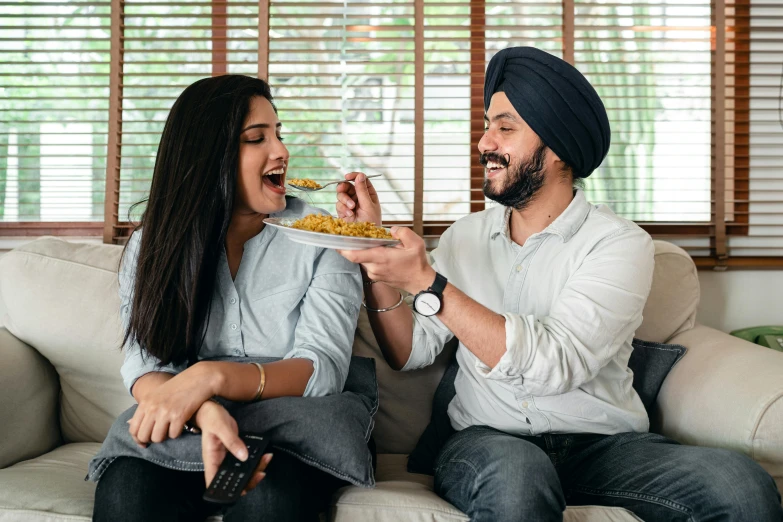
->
[290,214,393,239]
[288,178,322,189]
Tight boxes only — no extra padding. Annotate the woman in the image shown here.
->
[92,75,364,521]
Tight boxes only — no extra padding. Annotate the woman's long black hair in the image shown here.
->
[122,75,276,366]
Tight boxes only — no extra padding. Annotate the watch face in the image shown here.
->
[414,292,441,316]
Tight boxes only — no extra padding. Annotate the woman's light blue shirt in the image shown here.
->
[119,197,362,397]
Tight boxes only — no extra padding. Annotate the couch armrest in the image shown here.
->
[654,324,783,485]
[0,328,61,468]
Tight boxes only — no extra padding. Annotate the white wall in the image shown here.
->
[697,270,783,333]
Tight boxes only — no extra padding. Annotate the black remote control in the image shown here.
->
[202,432,270,504]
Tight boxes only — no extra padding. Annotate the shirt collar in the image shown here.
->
[489,189,591,243]
[490,206,512,240]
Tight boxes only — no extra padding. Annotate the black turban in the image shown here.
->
[484,47,610,178]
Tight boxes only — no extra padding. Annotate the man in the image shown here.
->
[337,47,782,521]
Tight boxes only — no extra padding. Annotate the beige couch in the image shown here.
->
[0,237,781,522]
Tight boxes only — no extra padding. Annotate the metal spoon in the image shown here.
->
[287,174,382,192]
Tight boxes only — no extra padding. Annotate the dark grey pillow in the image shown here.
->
[88,356,379,487]
[626,338,687,414]
[407,339,686,475]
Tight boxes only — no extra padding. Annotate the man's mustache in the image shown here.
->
[479,152,511,168]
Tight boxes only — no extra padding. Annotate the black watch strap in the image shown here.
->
[428,272,448,296]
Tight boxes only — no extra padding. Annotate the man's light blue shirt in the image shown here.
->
[119,197,362,397]
[403,189,656,436]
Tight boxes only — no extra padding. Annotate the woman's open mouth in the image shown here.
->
[262,169,286,194]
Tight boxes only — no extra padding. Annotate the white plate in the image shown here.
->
[264,217,400,250]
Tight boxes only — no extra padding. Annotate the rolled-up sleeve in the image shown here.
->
[476,226,655,396]
[401,228,456,371]
[118,231,185,395]
[286,247,362,397]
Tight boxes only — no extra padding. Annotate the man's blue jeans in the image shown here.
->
[434,426,783,521]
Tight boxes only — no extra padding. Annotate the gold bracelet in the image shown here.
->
[251,362,265,401]
[362,291,404,313]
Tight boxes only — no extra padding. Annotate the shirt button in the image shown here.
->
[521,401,529,408]
[516,264,523,272]
[230,323,237,330]
[230,297,237,304]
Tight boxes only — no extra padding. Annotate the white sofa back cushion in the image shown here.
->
[0,238,132,443]
[636,240,700,343]
[0,237,700,450]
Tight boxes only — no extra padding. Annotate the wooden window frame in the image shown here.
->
[90,0,778,268]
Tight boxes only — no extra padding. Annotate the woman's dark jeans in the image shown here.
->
[93,451,343,521]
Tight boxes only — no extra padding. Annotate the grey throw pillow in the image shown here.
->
[88,356,379,487]
[407,339,686,475]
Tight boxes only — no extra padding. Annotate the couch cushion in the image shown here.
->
[636,240,699,343]
[333,456,468,522]
[0,238,133,443]
[0,328,60,469]
[0,442,98,522]
[658,324,783,497]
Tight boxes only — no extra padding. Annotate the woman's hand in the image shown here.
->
[128,363,218,447]
[196,400,274,495]
[336,172,382,225]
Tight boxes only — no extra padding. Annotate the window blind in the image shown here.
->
[725,0,782,259]
[36,0,777,267]
[574,0,714,260]
[268,0,417,226]
[113,0,260,238]
[0,0,110,228]
[426,0,563,233]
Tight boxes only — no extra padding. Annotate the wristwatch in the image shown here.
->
[413,272,448,317]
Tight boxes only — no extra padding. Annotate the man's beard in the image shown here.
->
[481,143,548,211]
